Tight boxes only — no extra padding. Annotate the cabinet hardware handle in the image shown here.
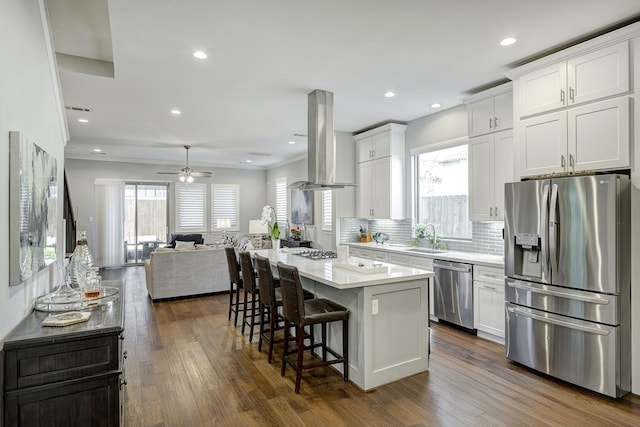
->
[560,155,566,168]
[494,206,498,217]
[489,206,493,216]
[569,87,575,102]
[481,285,496,290]
[123,350,128,359]
[560,89,565,103]
[372,150,375,157]
[489,118,493,128]
[569,154,575,168]
[119,335,125,341]
[494,117,499,128]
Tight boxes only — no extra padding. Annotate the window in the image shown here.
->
[175,183,206,232]
[322,190,332,231]
[415,144,471,239]
[211,184,239,231]
[275,177,287,224]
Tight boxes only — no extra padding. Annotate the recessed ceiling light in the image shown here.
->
[384,91,396,98]
[289,141,296,145]
[500,37,517,46]
[193,51,208,59]
[246,159,252,163]
[78,119,88,123]
[431,103,442,109]
[93,148,102,153]
[170,109,181,115]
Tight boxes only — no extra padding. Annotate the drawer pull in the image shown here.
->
[123,350,128,359]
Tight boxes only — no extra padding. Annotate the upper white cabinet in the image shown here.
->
[519,94,630,176]
[465,83,515,220]
[356,123,406,163]
[469,130,514,220]
[464,83,513,137]
[354,124,406,219]
[519,41,629,118]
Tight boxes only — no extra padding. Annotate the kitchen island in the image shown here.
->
[253,248,434,391]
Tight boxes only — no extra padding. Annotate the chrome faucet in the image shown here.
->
[425,223,437,249]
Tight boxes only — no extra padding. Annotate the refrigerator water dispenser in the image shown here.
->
[514,234,542,279]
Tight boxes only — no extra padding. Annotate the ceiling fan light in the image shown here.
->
[186,175,194,184]
[179,175,186,182]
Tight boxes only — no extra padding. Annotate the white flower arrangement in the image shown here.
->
[261,205,280,240]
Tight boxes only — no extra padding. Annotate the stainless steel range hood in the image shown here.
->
[289,89,356,190]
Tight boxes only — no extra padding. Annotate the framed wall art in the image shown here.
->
[290,188,313,225]
[9,131,58,285]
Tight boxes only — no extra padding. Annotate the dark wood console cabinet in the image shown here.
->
[280,239,312,248]
[3,281,125,427]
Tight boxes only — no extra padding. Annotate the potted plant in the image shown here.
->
[290,226,302,241]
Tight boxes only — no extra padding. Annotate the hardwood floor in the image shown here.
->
[105,267,640,426]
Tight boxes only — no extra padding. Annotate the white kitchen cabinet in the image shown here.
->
[519,97,630,177]
[349,247,373,260]
[357,151,405,219]
[355,123,406,163]
[473,265,505,343]
[467,89,513,137]
[469,130,514,221]
[519,41,629,118]
[373,251,389,262]
[410,256,435,320]
[388,252,411,267]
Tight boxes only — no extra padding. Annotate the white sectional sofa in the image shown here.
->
[144,246,229,301]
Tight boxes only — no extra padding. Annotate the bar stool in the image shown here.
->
[254,254,283,362]
[224,247,243,326]
[276,262,349,394]
[239,251,261,341]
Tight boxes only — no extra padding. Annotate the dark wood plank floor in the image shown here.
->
[104,267,640,426]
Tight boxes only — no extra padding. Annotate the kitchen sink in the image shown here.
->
[406,248,449,254]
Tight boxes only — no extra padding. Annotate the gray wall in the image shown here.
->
[266,130,356,250]
[65,159,267,256]
[0,0,67,342]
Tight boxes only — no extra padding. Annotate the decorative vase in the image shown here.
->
[272,238,280,250]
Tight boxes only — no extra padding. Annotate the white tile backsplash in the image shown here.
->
[340,218,504,256]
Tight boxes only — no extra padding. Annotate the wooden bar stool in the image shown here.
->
[239,251,261,341]
[276,262,349,394]
[224,247,243,326]
[254,254,283,362]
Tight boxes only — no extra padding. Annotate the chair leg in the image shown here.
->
[267,306,276,363]
[343,318,349,382]
[241,290,249,335]
[249,292,258,342]
[228,282,234,320]
[295,324,305,394]
[321,322,327,361]
[233,286,242,327]
[258,301,266,351]
[281,320,290,377]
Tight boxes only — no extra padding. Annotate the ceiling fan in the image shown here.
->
[157,145,212,183]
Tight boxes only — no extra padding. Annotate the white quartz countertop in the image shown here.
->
[253,249,433,290]
[345,242,504,268]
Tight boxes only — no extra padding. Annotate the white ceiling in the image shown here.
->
[50,0,640,170]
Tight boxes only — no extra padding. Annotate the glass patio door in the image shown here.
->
[124,183,168,264]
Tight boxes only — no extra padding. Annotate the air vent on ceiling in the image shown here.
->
[65,106,93,112]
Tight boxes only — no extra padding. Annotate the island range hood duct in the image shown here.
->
[289,89,356,190]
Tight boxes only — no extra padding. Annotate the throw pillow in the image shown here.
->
[175,241,195,251]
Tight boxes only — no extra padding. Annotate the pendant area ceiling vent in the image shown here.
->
[289,89,356,190]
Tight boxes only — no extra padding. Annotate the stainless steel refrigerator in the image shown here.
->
[504,173,631,398]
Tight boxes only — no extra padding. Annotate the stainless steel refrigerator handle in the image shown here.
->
[540,184,550,277]
[432,262,471,273]
[507,280,611,305]
[507,306,610,336]
[549,183,559,274]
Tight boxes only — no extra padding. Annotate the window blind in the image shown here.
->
[275,177,287,224]
[175,183,206,231]
[322,190,332,231]
[212,184,239,231]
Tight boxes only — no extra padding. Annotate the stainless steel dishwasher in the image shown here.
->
[433,259,475,332]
